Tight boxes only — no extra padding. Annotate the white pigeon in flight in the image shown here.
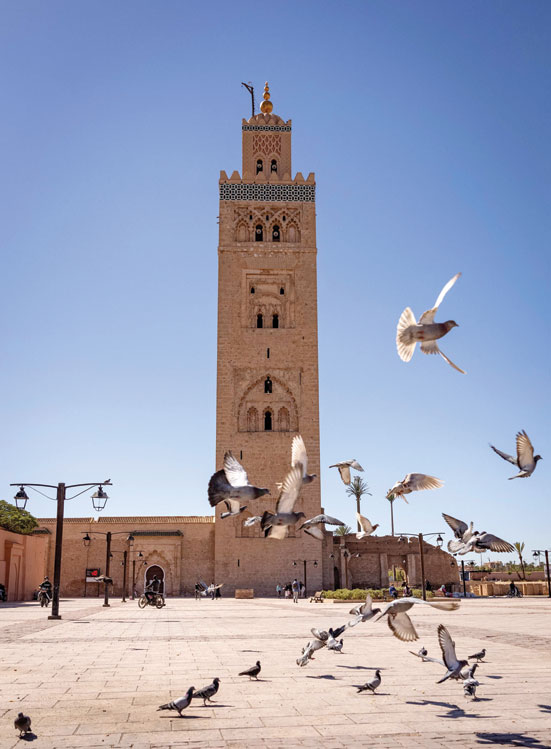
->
[490,430,542,479]
[356,513,379,539]
[329,459,364,485]
[396,272,465,374]
[386,473,443,503]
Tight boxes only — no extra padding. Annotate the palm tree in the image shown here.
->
[387,493,396,536]
[345,476,372,531]
[334,524,351,536]
[514,541,526,579]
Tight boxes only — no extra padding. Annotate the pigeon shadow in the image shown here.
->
[240,650,261,653]
[406,699,496,719]
[538,705,551,714]
[336,665,383,671]
[475,733,549,747]
[485,675,503,679]
[19,733,38,742]
[159,715,204,720]
[305,674,339,680]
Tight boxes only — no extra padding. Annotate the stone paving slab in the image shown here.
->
[1,597,551,747]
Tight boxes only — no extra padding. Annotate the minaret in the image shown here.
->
[214,84,322,595]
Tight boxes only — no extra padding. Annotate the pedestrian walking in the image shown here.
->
[276,583,282,598]
[292,578,299,603]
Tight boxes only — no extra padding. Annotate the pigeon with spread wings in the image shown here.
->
[356,513,379,539]
[261,464,305,539]
[374,597,460,642]
[297,513,346,540]
[208,452,269,509]
[329,459,364,485]
[490,430,542,479]
[386,473,443,503]
[442,513,514,555]
[396,272,465,373]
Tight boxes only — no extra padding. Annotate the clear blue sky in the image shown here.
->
[1,1,549,562]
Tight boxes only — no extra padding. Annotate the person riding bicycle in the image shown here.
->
[38,577,52,602]
[145,575,161,605]
[509,581,520,597]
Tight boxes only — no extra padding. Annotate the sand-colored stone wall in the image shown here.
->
[0,527,47,601]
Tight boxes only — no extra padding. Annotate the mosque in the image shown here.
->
[33,85,458,599]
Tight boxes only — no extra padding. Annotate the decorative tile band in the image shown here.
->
[242,125,292,132]
[220,184,315,202]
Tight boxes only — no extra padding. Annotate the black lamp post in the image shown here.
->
[81,531,135,605]
[292,559,318,598]
[10,480,111,620]
[395,531,446,600]
[532,549,551,598]
[131,552,146,600]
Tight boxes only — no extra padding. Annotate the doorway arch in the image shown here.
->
[144,564,165,595]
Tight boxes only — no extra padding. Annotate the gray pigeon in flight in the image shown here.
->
[490,430,542,479]
[157,686,195,716]
[356,513,379,539]
[243,515,262,527]
[239,660,261,680]
[220,499,247,519]
[291,435,317,485]
[297,513,346,540]
[297,637,325,666]
[192,678,220,705]
[386,473,443,503]
[329,459,364,485]
[374,598,460,642]
[356,669,382,694]
[208,452,269,508]
[443,513,514,555]
[261,465,305,539]
[396,272,465,374]
[436,624,469,683]
[14,713,32,737]
[348,593,381,627]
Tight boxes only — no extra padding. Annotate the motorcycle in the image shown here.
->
[138,592,164,609]
[38,589,51,607]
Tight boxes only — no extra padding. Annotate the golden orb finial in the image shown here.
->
[260,81,273,114]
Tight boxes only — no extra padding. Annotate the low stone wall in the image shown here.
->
[467,580,549,596]
[235,589,254,599]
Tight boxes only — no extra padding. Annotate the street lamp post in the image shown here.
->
[532,550,551,598]
[10,480,111,620]
[82,531,134,605]
[131,552,145,600]
[292,559,318,598]
[397,532,444,601]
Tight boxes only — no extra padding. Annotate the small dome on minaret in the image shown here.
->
[259,82,273,114]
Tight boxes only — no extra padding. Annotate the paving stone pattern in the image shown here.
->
[1,597,550,748]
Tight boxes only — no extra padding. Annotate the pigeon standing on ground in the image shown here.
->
[208,452,269,510]
[436,624,469,683]
[462,663,480,699]
[192,678,220,705]
[14,713,31,737]
[297,513,346,540]
[329,460,364,486]
[239,661,261,680]
[396,272,465,373]
[490,430,542,479]
[386,474,443,503]
[261,465,305,539]
[356,512,379,539]
[357,670,382,694]
[374,598,460,642]
[443,513,514,555]
[157,686,195,717]
[468,648,486,662]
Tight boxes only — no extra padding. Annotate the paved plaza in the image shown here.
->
[1,596,550,748]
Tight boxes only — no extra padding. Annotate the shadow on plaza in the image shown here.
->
[336,665,385,671]
[538,704,551,714]
[18,733,37,741]
[476,733,551,748]
[406,699,496,719]
[305,674,340,680]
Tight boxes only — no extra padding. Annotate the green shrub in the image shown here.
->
[0,500,38,535]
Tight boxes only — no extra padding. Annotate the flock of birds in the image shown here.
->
[13,274,543,737]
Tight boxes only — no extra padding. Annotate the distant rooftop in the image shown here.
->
[38,515,215,524]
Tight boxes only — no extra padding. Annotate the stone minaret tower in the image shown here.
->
[214,83,323,595]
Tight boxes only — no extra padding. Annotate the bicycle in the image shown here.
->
[138,592,164,609]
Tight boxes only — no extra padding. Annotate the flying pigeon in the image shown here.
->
[356,513,379,539]
[374,598,460,642]
[348,593,381,627]
[356,670,381,694]
[261,465,305,539]
[243,515,262,527]
[443,513,514,555]
[468,648,486,662]
[463,676,480,699]
[297,513,346,540]
[490,430,542,479]
[418,646,428,657]
[386,474,443,503]
[220,499,247,519]
[291,435,317,484]
[297,637,326,666]
[239,660,261,680]
[14,713,31,737]
[436,624,469,683]
[208,452,269,508]
[396,272,465,374]
[157,686,195,716]
[329,459,364,486]
[328,638,344,653]
[460,662,478,681]
[192,678,220,705]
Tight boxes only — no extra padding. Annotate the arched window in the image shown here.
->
[272,225,280,242]
[236,224,248,242]
[257,314,263,329]
[256,159,263,174]
[272,314,279,329]
[247,407,258,432]
[280,287,285,295]
[287,225,297,243]
[277,407,290,432]
[271,159,277,173]
[264,377,272,394]
[255,224,263,242]
[264,410,273,431]
[250,286,255,294]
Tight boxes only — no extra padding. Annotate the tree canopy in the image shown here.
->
[0,500,38,535]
